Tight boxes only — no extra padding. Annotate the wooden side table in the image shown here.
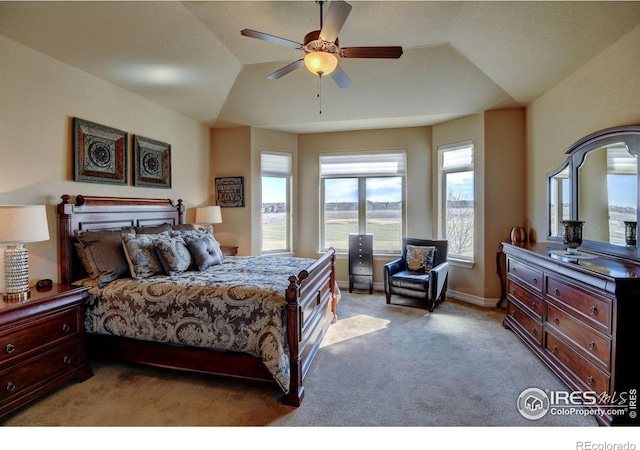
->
[0,284,92,420]
[220,246,238,257]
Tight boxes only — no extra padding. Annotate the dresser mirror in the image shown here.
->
[546,125,639,259]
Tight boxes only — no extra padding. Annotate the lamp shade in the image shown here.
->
[304,52,338,76]
[195,206,222,224]
[0,205,50,243]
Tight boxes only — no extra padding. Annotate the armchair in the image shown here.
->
[384,238,449,312]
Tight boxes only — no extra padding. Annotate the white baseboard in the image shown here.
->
[337,280,500,308]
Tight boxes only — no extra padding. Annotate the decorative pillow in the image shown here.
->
[180,229,224,257]
[184,234,223,271]
[75,230,133,287]
[135,224,172,234]
[406,245,437,273]
[154,236,192,276]
[122,232,169,279]
[171,223,197,232]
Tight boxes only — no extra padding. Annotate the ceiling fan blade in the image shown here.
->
[339,46,404,59]
[241,29,302,50]
[267,59,305,80]
[330,64,352,89]
[320,0,352,43]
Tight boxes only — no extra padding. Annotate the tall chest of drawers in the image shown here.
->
[502,242,639,426]
[0,284,92,420]
[349,233,373,294]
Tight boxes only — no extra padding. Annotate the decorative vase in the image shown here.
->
[561,220,584,254]
[510,227,527,244]
[624,221,637,247]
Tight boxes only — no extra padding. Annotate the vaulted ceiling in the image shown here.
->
[2,1,640,133]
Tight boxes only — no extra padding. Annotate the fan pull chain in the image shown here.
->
[317,74,322,114]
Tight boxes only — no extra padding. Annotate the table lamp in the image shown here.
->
[195,206,222,234]
[0,205,50,300]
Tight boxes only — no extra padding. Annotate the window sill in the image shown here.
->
[448,258,475,269]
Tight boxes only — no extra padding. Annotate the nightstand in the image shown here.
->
[0,284,92,420]
[220,246,238,257]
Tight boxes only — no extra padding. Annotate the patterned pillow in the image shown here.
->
[184,234,223,271]
[122,232,169,279]
[406,245,436,273]
[75,230,133,287]
[154,236,192,276]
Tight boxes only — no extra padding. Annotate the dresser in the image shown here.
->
[502,242,639,426]
[0,284,92,420]
[349,233,373,294]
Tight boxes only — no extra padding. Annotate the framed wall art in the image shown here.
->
[73,117,127,185]
[133,135,171,188]
[215,177,245,207]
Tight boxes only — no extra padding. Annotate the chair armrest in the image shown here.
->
[383,258,404,277]
[429,261,449,300]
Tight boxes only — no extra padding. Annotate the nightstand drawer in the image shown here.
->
[0,342,79,403]
[0,309,79,364]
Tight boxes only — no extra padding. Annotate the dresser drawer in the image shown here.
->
[0,309,79,364]
[507,301,542,346]
[546,302,611,370]
[507,258,543,294]
[0,342,79,403]
[507,279,543,320]
[546,277,612,332]
[545,331,610,395]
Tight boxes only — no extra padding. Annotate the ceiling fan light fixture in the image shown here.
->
[304,51,338,76]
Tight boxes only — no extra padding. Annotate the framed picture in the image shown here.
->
[133,135,171,188]
[215,177,245,207]
[73,117,127,185]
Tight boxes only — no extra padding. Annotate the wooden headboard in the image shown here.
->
[57,194,185,285]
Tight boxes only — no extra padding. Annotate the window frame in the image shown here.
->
[260,150,292,254]
[438,141,475,262]
[320,150,407,254]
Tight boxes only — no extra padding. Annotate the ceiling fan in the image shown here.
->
[240,0,403,88]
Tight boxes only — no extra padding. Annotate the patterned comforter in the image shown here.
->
[81,255,319,393]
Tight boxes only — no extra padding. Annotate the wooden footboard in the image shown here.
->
[57,195,336,406]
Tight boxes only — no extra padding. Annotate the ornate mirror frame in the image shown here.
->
[546,125,640,261]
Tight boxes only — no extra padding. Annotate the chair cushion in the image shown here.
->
[406,245,436,273]
[389,271,430,290]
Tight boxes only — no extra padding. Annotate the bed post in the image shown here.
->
[57,194,74,285]
[176,199,185,224]
[283,275,304,406]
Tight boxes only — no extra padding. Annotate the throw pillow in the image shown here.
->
[122,232,169,279]
[406,245,437,273]
[154,236,192,276]
[184,234,223,271]
[75,229,133,287]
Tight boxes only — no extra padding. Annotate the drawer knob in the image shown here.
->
[588,341,596,351]
[587,376,594,386]
[553,288,559,296]
[5,343,15,354]
[553,317,559,325]
[589,305,598,315]
[551,345,557,354]
[63,356,71,365]
[512,267,517,273]
[532,278,538,284]
[531,301,537,309]
[531,327,536,335]
[511,289,516,295]
[62,323,71,332]
[6,382,16,392]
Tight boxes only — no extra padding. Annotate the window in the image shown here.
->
[261,151,292,253]
[439,142,474,260]
[321,151,405,253]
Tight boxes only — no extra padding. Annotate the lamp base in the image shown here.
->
[3,290,30,302]
[4,243,30,298]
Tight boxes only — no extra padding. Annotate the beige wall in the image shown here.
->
[527,24,640,242]
[0,36,210,290]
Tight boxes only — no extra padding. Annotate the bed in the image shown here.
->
[57,194,338,406]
